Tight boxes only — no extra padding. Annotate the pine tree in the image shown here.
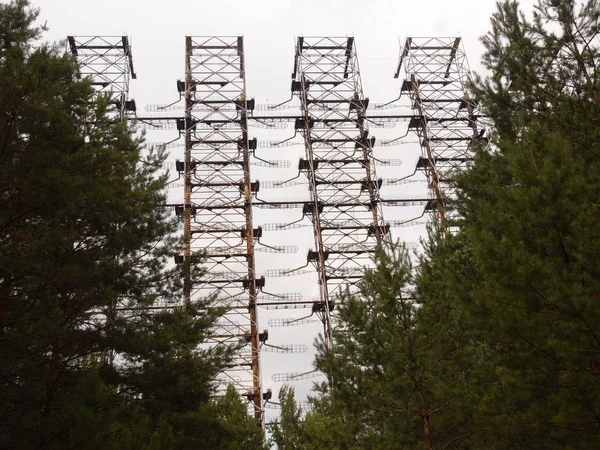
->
[271,386,307,450]
[212,386,268,450]
[460,0,600,446]
[293,2,600,448]
[0,1,264,447]
[416,0,600,446]
[300,243,476,449]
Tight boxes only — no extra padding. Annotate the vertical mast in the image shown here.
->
[395,37,482,229]
[184,36,263,426]
[293,37,388,347]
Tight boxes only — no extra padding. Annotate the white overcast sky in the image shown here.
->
[28,0,538,420]
[33,0,535,107]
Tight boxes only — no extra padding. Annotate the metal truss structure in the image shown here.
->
[65,36,138,366]
[394,37,483,225]
[70,32,485,429]
[180,36,264,421]
[67,35,137,119]
[292,37,389,345]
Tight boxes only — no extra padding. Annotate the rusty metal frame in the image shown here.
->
[395,37,481,225]
[292,36,389,346]
[64,35,137,366]
[182,36,263,424]
[91,33,484,422]
[67,35,136,119]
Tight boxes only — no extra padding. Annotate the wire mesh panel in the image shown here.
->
[293,37,389,345]
[67,36,137,119]
[395,37,483,224]
[182,36,263,423]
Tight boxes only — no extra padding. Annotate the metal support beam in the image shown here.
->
[292,36,389,347]
[67,35,136,120]
[183,36,263,426]
[396,37,482,227]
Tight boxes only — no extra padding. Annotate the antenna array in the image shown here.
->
[67,34,484,428]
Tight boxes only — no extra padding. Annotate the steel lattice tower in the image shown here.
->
[394,37,482,225]
[181,36,263,422]
[292,37,389,346]
[66,35,137,366]
[66,31,486,426]
[67,36,137,119]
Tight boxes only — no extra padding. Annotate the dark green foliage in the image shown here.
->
[0,1,264,448]
[271,386,306,450]
[278,1,600,449]
[295,243,477,450]
[453,0,600,446]
[312,244,430,449]
[212,386,268,450]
